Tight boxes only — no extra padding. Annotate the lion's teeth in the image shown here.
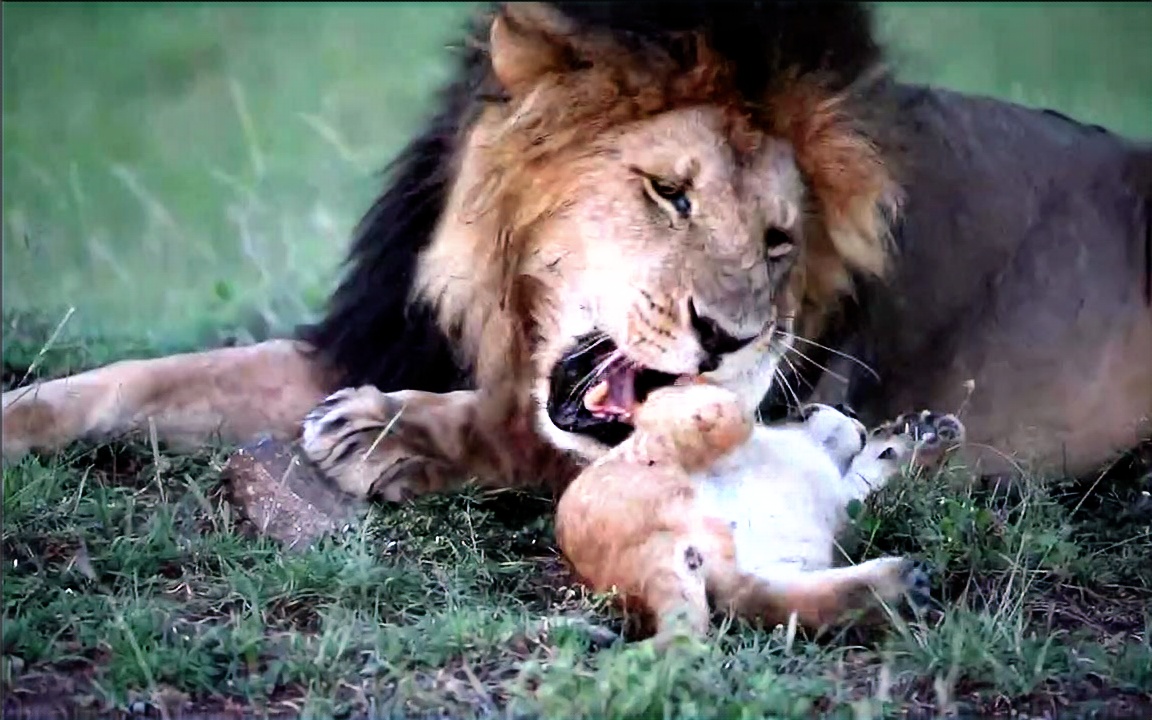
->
[584,380,610,411]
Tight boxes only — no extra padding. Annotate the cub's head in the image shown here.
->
[414,3,899,459]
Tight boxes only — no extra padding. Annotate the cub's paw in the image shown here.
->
[896,558,934,612]
[300,386,413,500]
[875,410,965,470]
[863,556,934,614]
[635,383,751,460]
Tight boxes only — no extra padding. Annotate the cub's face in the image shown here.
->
[526,106,808,458]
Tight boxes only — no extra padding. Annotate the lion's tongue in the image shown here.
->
[584,364,637,419]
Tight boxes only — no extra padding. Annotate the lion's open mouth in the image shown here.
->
[547,333,682,445]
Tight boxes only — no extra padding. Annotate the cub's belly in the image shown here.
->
[692,438,843,579]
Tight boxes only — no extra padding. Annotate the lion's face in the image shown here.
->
[414,4,896,461]
[525,107,805,457]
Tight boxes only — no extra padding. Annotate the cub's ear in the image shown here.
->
[489,3,575,96]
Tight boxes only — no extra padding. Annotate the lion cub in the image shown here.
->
[555,381,965,645]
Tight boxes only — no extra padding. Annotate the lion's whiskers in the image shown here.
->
[565,346,624,405]
[787,346,851,387]
[775,356,804,416]
[565,332,612,360]
[790,334,880,382]
[558,332,612,404]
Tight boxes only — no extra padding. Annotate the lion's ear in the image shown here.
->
[489,3,574,96]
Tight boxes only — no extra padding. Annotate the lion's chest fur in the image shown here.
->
[691,426,852,579]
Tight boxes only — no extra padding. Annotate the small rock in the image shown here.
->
[223,435,369,550]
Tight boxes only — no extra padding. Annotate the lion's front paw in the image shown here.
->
[301,386,414,501]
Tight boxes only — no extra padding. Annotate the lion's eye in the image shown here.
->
[764,227,794,260]
[645,176,692,218]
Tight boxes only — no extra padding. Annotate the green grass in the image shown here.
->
[2,2,473,349]
[3,2,1152,718]
[3,431,1150,718]
[2,2,1150,350]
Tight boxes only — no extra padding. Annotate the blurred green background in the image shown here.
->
[3,2,1151,356]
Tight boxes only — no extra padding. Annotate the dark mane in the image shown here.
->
[294,11,494,393]
[296,1,885,393]
[551,1,882,98]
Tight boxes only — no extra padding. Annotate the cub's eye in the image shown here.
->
[764,227,795,260]
[644,176,692,218]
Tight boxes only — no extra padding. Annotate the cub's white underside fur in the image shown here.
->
[691,405,920,588]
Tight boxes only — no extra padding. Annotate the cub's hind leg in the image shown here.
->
[555,382,752,645]
[300,385,580,501]
[744,409,966,629]
[555,458,728,648]
[2,339,329,461]
[707,407,966,631]
[613,527,715,648]
[715,557,932,630]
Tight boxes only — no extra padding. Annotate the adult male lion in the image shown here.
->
[3,2,1150,501]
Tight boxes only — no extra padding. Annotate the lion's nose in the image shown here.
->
[689,299,755,373]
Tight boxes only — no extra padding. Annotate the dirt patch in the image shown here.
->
[2,666,302,720]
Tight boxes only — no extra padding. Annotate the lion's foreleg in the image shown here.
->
[299,385,570,501]
[2,339,329,460]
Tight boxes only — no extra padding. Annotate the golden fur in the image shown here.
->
[434,6,899,388]
[294,3,899,498]
[3,5,898,503]
[4,1,1147,513]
